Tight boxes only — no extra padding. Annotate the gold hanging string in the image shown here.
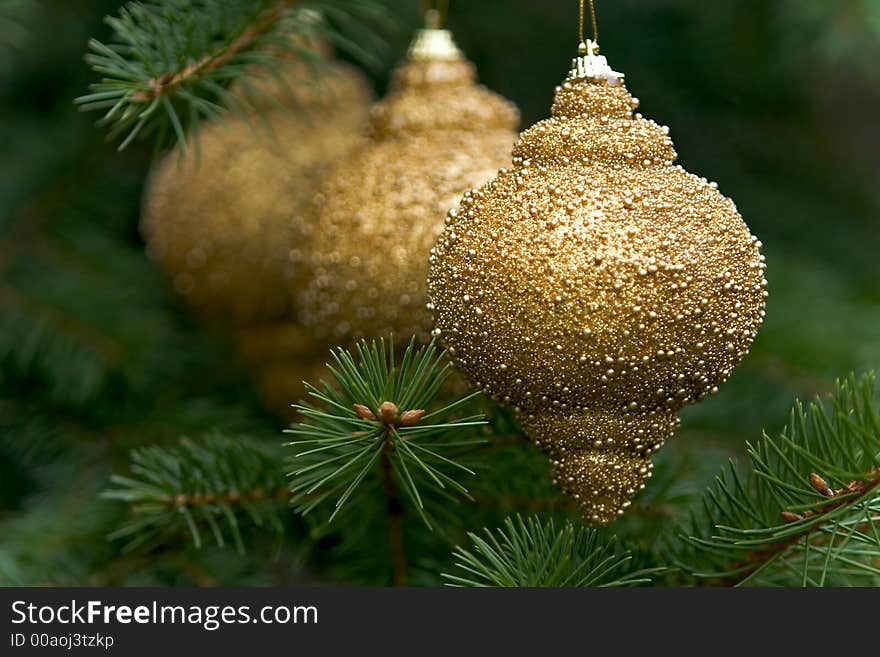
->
[578,0,599,46]
[421,0,449,28]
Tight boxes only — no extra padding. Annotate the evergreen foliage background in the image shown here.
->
[1,0,879,586]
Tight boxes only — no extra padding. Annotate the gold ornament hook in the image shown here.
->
[421,0,449,29]
[570,0,622,84]
[578,0,599,50]
[409,0,461,61]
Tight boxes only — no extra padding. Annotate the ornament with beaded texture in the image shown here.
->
[427,38,767,523]
[142,55,372,325]
[296,16,519,344]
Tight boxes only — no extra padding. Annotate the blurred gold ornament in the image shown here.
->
[142,56,372,325]
[296,22,519,344]
[427,38,767,523]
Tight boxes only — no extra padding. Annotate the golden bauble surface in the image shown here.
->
[142,60,372,325]
[428,76,767,523]
[296,56,519,344]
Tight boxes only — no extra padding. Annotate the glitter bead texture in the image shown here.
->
[297,36,519,344]
[428,74,767,523]
[142,59,372,325]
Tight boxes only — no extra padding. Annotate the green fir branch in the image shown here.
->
[104,435,290,555]
[0,452,125,587]
[76,0,391,150]
[286,338,485,526]
[286,338,485,585]
[676,373,880,586]
[0,0,33,74]
[445,515,662,587]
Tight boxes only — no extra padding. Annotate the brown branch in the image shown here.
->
[352,400,427,586]
[720,468,880,586]
[379,430,406,586]
[380,428,408,587]
[132,0,296,103]
[159,487,291,507]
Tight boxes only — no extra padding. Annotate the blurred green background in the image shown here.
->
[1,0,878,584]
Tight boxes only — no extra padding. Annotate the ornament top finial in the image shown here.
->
[567,39,624,85]
[407,15,463,63]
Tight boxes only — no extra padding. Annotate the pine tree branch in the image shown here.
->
[0,0,32,74]
[445,515,663,587]
[76,0,392,150]
[285,339,485,528]
[721,468,880,585]
[675,373,880,586]
[154,486,292,509]
[104,435,291,555]
[285,338,487,584]
[131,0,295,104]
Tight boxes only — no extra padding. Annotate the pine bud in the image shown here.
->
[809,472,834,497]
[399,409,426,427]
[377,401,399,425]
[354,404,377,421]
[781,511,803,523]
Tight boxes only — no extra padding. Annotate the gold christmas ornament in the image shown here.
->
[142,56,372,325]
[427,32,767,523]
[296,17,519,344]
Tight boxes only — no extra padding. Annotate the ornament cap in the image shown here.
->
[407,28,463,62]
[567,39,624,85]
